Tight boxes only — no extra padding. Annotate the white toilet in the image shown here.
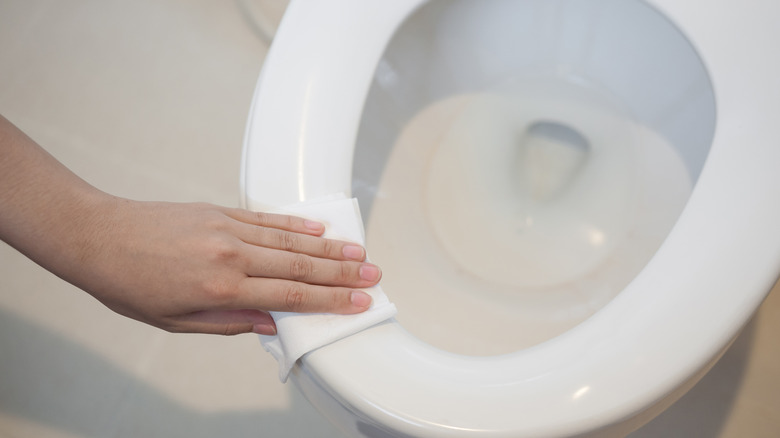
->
[240,0,780,436]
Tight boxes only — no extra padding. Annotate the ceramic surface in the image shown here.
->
[241,0,780,436]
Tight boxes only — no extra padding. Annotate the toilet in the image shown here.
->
[240,0,780,437]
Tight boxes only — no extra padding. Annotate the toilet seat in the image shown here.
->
[241,0,780,436]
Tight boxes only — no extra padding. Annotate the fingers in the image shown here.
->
[223,208,327,236]
[235,222,367,262]
[207,206,380,325]
[175,275,376,335]
[246,246,381,288]
[235,277,373,314]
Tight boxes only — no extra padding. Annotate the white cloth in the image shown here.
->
[259,194,397,382]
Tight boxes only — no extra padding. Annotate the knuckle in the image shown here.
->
[221,323,244,336]
[321,238,337,259]
[210,237,241,263]
[337,262,353,283]
[289,254,314,280]
[283,283,308,311]
[253,211,270,225]
[278,231,299,252]
[255,211,296,230]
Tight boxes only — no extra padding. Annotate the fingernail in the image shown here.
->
[351,291,373,308]
[304,220,324,231]
[342,244,365,261]
[359,264,382,282]
[252,323,277,336]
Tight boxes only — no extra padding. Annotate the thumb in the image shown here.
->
[175,309,277,336]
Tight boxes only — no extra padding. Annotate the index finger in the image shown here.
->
[223,208,325,236]
[235,277,374,314]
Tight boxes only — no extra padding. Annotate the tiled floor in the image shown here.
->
[0,1,777,437]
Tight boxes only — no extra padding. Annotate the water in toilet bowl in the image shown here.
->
[427,76,641,289]
[358,75,692,356]
[346,0,717,357]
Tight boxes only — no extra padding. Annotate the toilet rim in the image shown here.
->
[241,0,780,436]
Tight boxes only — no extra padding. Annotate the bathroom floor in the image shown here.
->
[0,1,778,437]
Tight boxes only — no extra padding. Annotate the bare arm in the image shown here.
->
[0,114,379,336]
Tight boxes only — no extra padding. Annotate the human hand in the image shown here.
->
[71,199,381,336]
[0,115,377,336]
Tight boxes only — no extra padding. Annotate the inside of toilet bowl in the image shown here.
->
[352,0,716,355]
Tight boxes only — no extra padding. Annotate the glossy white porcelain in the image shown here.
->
[241,0,780,437]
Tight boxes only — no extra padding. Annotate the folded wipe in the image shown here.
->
[259,195,397,382]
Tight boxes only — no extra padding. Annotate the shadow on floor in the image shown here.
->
[628,315,757,438]
[0,307,335,438]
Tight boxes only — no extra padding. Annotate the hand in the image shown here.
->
[75,199,381,336]
[1,115,376,336]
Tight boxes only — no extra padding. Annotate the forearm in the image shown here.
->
[0,114,115,282]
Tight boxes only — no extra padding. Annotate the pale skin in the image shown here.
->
[0,114,380,336]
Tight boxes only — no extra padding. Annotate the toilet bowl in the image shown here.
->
[240,0,780,436]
